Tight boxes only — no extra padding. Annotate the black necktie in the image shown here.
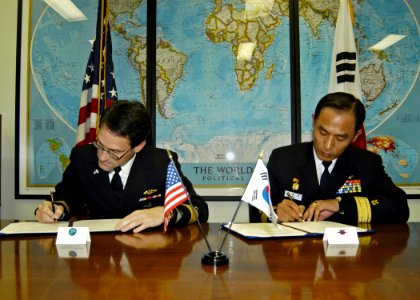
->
[320,161,332,192]
[111,166,123,192]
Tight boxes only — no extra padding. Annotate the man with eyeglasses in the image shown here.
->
[35,100,208,232]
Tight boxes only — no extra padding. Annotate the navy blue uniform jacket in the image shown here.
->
[251,142,409,224]
[53,144,208,226]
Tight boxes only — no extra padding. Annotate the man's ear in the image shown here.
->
[133,140,146,153]
[352,129,363,142]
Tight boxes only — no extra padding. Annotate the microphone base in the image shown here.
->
[201,251,229,266]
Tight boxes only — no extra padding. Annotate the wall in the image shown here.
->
[1,1,419,222]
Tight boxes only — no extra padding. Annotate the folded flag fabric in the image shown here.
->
[163,160,189,231]
[242,159,278,224]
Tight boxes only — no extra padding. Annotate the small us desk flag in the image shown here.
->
[164,160,189,231]
[242,158,278,224]
[76,0,118,146]
[328,0,366,149]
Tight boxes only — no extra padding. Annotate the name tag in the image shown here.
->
[56,227,91,258]
[323,226,359,257]
[284,190,303,201]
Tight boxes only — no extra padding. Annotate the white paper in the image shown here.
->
[0,221,68,234]
[225,221,369,239]
[0,219,121,235]
[227,223,306,238]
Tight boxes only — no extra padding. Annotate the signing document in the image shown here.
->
[223,221,372,239]
[0,219,121,236]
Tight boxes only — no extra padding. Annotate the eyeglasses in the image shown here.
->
[93,140,132,160]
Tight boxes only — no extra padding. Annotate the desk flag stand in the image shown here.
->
[205,150,279,267]
[203,150,273,266]
[166,151,229,266]
[167,150,274,267]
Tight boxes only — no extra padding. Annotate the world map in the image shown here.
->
[21,0,420,196]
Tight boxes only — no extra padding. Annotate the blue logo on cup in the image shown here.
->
[68,228,77,236]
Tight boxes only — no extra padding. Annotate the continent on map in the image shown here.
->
[204,0,340,91]
[205,2,286,91]
[368,136,417,179]
[299,0,340,38]
[360,61,386,107]
[127,36,187,119]
[110,0,187,119]
[109,0,143,34]
[110,0,142,16]
[36,137,70,179]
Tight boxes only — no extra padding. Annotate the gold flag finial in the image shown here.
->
[258,149,264,160]
[166,149,173,160]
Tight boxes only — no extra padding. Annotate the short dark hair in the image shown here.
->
[99,100,151,147]
[314,92,365,133]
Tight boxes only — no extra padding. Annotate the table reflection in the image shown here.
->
[17,224,204,298]
[263,224,410,298]
[1,222,418,299]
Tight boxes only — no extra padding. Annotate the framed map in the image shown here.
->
[15,0,420,198]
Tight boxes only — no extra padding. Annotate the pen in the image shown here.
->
[287,192,305,222]
[50,191,56,222]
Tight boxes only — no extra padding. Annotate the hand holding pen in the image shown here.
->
[286,192,305,222]
[34,192,64,223]
[274,193,305,223]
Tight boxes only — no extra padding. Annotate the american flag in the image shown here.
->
[76,0,117,146]
[164,160,189,231]
[328,0,366,149]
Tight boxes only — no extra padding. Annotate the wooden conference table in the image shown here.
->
[0,221,419,299]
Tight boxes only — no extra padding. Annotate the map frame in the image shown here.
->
[14,0,420,198]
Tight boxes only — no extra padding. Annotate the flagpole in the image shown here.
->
[217,150,264,252]
[217,201,243,253]
[103,0,109,104]
[165,150,213,252]
[96,0,106,132]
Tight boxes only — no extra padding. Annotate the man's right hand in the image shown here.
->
[35,200,64,223]
[276,200,306,222]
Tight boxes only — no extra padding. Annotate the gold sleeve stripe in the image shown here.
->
[261,211,268,223]
[182,204,198,224]
[354,196,371,223]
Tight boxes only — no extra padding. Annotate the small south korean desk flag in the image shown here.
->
[242,158,278,225]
